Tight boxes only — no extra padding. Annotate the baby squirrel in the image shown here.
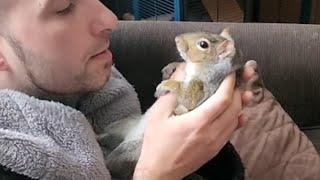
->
[104,28,245,180]
[154,28,245,180]
[155,28,244,115]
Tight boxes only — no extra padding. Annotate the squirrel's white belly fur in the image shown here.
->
[185,62,199,85]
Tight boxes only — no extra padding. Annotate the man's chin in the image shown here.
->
[96,74,111,91]
[87,71,112,92]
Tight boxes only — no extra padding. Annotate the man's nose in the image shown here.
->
[90,3,118,37]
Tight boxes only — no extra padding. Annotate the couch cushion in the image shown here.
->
[303,128,320,152]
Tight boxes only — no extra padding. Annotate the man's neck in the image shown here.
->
[23,86,86,109]
[41,93,84,108]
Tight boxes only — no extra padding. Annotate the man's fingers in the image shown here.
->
[242,60,257,82]
[242,66,255,82]
[186,73,236,122]
[245,60,258,70]
[242,90,253,106]
[147,63,186,121]
[207,89,242,150]
[171,63,186,81]
[237,114,247,129]
[210,89,241,130]
[146,93,178,121]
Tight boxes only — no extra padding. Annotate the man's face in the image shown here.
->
[1,0,118,95]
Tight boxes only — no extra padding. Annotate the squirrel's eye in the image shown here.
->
[199,41,209,48]
[196,39,210,51]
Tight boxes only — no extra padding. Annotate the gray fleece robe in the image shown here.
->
[0,66,142,179]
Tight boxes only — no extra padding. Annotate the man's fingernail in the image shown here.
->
[245,60,257,69]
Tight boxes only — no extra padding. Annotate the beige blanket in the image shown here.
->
[231,83,320,180]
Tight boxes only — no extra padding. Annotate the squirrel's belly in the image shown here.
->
[185,63,198,84]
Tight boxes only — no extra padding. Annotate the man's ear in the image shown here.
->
[0,53,9,71]
[217,40,235,59]
[0,36,10,71]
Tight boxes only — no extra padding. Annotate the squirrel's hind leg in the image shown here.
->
[174,105,189,115]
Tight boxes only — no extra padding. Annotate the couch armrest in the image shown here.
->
[303,127,320,153]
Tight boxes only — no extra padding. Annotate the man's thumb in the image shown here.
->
[145,93,178,121]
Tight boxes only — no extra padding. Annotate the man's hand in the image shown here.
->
[133,62,256,180]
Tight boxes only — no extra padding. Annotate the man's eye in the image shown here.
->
[56,3,75,15]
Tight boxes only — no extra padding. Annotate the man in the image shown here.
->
[0,0,255,179]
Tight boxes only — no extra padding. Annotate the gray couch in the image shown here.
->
[110,21,320,152]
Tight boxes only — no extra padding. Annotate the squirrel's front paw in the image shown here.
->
[161,62,181,80]
[154,80,173,98]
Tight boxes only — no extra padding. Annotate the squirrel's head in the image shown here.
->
[175,28,236,63]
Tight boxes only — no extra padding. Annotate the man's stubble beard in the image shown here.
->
[5,34,108,102]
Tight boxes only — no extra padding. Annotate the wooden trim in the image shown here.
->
[202,0,243,22]
[259,0,280,22]
[218,0,244,22]
[201,0,218,21]
[279,0,301,23]
[311,0,320,24]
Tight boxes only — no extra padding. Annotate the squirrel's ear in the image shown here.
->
[220,28,233,42]
[217,40,235,59]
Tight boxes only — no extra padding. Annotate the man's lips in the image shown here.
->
[90,49,113,63]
